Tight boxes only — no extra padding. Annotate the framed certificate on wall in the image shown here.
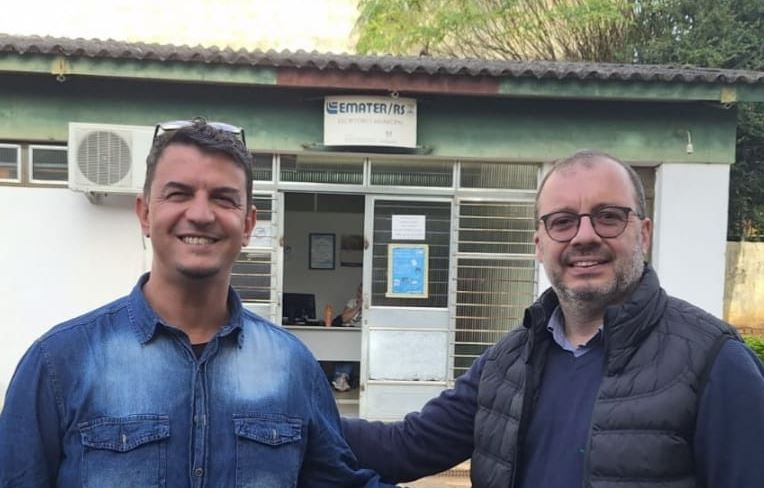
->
[309,233,335,270]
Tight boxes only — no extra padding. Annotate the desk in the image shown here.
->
[284,326,362,361]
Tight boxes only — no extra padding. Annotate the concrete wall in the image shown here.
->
[652,163,730,318]
[0,71,742,406]
[725,241,764,333]
[0,187,147,405]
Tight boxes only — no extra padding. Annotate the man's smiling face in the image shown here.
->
[136,143,255,284]
[535,158,652,308]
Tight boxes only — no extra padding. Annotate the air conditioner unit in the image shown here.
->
[68,122,154,194]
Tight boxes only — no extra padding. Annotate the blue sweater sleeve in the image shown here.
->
[694,339,764,486]
[341,353,486,483]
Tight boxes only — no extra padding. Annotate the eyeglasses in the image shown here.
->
[539,206,642,243]
[153,118,246,146]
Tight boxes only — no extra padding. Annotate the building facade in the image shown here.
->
[2,34,763,417]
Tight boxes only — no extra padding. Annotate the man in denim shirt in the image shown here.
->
[0,119,394,488]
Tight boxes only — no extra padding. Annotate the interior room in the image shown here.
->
[282,191,364,413]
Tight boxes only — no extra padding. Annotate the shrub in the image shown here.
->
[743,336,764,364]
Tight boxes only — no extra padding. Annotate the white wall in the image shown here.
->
[0,187,146,403]
[652,163,730,318]
[283,209,364,317]
[1,162,734,403]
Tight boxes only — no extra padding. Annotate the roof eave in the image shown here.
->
[2,52,763,103]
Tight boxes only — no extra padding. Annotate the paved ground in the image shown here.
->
[407,476,470,487]
[403,462,471,487]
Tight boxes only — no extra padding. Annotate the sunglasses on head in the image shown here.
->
[153,118,246,146]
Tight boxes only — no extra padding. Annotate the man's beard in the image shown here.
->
[178,265,221,280]
[552,239,645,310]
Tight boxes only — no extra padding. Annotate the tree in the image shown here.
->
[354,0,635,61]
[354,0,764,239]
[626,0,764,240]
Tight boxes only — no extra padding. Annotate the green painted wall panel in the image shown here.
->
[498,78,733,102]
[418,97,736,163]
[0,73,737,164]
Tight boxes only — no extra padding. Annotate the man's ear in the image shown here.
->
[135,194,150,237]
[241,207,257,247]
[640,217,653,254]
[534,230,544,263]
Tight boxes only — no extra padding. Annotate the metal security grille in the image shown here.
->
[231,194,275,303]
[280,154,364,184]
[371,199,451,307]
[453,199,537,378]
[252,153,274,181]
[370,159,453,187]
[461,161,538,190]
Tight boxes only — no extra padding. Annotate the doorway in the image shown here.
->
[281,191,365,415]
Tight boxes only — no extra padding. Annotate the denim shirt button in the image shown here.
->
[193,467,204,477]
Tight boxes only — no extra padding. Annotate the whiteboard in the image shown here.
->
[368,330,447,381]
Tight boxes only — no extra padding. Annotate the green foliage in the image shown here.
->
[624,0,764,240]
[354,0,635,61]
[623,0,764,69]
[354,0,764,239]
[729,105,764,240]
[744,335,764,363]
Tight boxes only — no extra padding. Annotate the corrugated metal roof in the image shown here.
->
[2,33,764,85]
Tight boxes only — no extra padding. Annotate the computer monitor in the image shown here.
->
[282,293,316,324]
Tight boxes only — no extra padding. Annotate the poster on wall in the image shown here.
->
[386,243,429,298]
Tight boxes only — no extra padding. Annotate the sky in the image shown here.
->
[0,0,359,53]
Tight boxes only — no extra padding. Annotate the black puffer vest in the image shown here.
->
[471,266,739,488]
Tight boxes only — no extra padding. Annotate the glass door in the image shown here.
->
[360,195,453,420]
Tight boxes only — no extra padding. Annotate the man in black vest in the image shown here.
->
[342,150,764,487]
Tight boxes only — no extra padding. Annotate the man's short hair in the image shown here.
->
[535,150,647,220]
[144,120,254,209]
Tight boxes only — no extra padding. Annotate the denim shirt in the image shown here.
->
[0,275,393,488]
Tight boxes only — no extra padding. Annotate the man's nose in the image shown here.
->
[570,215,601,244]
[185,195,215,223]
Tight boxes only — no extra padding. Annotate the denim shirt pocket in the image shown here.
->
[233,413,304,488]
[78,414,170,488]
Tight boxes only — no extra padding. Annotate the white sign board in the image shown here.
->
[391,215,426,240]
[324,96,417,148]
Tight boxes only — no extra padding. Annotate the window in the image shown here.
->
[0,144,21,182]
[452,199,537,378]
[370,159,453,187]
[252,153,273,181]
[232,194,275,303]
[231,250,272,302]
[371,200,451,308]
[460,161,538,190]
[30,145,67,183]
[458,201,536,255]
[280,154,364,185]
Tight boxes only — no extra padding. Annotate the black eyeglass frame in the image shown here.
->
[539,205,643,243]
[152,119,246,146]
